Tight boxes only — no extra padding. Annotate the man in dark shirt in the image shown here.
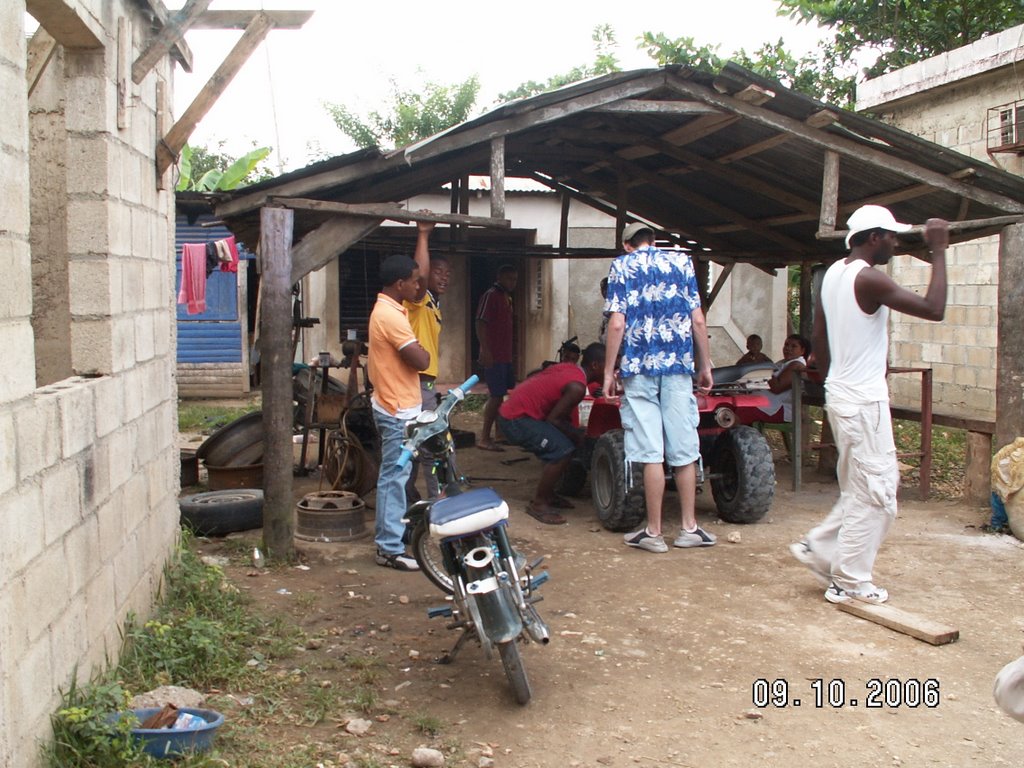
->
[475,264,517,451]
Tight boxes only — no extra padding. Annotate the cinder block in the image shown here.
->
[104,427,135,493]
[122,469,149,533]
[42,462,83,545]
[146,450,175,509]
[0,147,30,237]
[0,571,26,656]
[58,380,96,458]
[63,516,100,597]
[0,237,33,320]
[109,201,133,259]
[67,199,110,255]
[121,259,145,312]
[68,259,117,317]
[13,394,60,481]
[6,629,55,751]
[0,406,15,496]
[84,562,118,647]
[0,320,36,403]
[23,544,71,639]
[49,597,89,688]
[0,482,44,575]
[152,309,171,357]
[111,314,137,371]
[94,494,128,564]
[112,533,145,608]
[65,135,110,197]
[92,373,124,438]
[64,51,108,132]
[120,367,144,423]
[0,2,27,65]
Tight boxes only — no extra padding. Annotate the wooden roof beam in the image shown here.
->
[26,25,58,98]
[604,154,813,254]
[267,197,511,229]
[715,110,838,165]
[818,214,1024,243]
[664,72,1024,213]
[132,0,211,84]
[156,11,275,178]
[190,10,315,30]
[592,99,721,115]
[133,0,194,71]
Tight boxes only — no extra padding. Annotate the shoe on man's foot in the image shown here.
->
[789,540,830,586]
[623,528,668,553]
[375,549,420,571]
[673,526,717,548]
[824,581,888,604]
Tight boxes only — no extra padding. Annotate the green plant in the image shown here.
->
[459,393,488,414]
[412,713,443,737]
[351,686,377,714]
[176,143,273,192]
[178,402,260,434]
[43,677,144,767]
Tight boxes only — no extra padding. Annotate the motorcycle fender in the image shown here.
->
[473,585,523,644]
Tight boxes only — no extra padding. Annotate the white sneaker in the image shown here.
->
[673,526,717,548]
[624,528,668,553]
[824,581,888,604]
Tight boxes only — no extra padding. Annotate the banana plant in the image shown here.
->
[175,144,272,192]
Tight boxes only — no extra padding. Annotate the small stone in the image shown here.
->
[306,638,324,650]
[411,746,445,767]
[727,531,742,544]
[380,624,391,632]
[478,758,495,768]
[375,714,390,722]
[344,718,372,736]
[394,680,412,691]
[399,595,410,604]
[743,709,764,720]
[409,649,421,659]
[336,753,351,765]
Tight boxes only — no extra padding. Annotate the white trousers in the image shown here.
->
[805,399,899,592]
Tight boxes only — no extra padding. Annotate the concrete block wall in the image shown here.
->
[1,3,181,767]
[862,64,1022,422]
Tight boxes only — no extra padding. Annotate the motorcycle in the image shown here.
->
[398,375,551,705]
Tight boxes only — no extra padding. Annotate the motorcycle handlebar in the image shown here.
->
[397,448,414,469]
[456,374,479,394]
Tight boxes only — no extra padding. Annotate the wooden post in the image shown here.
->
[490,136,505,220]
[818,150,839,234]
[964,431,993,507]
[558,192,570,257]
[260,206,296,560]
[997,224,1024,451]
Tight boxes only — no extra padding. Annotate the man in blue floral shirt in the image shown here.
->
[602,222,716,553]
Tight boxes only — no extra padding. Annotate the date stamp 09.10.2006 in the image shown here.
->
[752,678,941,709]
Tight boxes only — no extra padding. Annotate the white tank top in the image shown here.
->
[820,258,889,404]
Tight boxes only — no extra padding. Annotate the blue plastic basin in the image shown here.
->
[115,707,224,758]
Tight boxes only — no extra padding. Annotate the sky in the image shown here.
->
[170,1,830,173]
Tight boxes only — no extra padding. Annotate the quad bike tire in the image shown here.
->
[555,457,589,498]
[590,430,645,532]
[410,518,454,595]
[709,426,775,524]
[179,489,264,536]
[498,640,532,706]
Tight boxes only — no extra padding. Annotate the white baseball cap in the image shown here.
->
[845,205,912,248]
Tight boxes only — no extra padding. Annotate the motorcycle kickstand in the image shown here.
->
[436,627,473,665]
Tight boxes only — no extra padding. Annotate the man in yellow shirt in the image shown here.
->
[368,254,430,571]
[404,219,452,501]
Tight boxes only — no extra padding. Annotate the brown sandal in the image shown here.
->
[524,503,567,525]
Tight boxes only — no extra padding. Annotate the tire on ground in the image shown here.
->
[179,489,264,536]
[709,426,775,523]
[590,430,645,532]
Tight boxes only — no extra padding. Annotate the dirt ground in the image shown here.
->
[186,410,1024,768]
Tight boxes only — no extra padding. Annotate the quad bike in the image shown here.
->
[562,362,780,529]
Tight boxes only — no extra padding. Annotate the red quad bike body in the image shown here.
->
[560,362,780,530]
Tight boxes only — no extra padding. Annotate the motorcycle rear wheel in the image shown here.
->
[497,640,532,705]
[410,519,454,594]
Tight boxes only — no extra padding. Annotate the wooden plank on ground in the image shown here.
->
[837,601,959,646]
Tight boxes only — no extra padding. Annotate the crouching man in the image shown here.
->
[497,342,605,525]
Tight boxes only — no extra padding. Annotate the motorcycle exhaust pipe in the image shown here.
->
[463,546,495,569]
[525,615,550,645]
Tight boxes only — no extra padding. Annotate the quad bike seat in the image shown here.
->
[710,362,774,387]
[429,487,510,538]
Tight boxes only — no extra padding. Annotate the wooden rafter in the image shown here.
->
[592,100,721,115]
[26,25,57,98]
[189,10,314,30]
[664,72,1024,214]
[715,110,838,165]
[133,0,194,71]
[156,11,275,177]
[267,197,510,229]
[132,0,212,85]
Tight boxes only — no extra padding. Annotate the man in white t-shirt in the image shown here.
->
[791,205,949,604]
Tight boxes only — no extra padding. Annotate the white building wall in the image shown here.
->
[1,4,180,766]
[857,26,1024,422]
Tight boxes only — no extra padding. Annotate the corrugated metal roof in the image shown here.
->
[215,65,1024,270]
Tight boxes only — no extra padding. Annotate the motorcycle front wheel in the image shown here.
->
[410,519,454,594]
[498,640,532,705]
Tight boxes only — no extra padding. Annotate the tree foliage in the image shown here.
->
[176,142,274,192]
[325,76,480,150]
[779,0,1024,79]
[498,24,621,102]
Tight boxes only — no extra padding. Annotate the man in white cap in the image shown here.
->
[791,204,949,603]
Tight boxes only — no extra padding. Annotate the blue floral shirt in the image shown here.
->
[604,244,702,378]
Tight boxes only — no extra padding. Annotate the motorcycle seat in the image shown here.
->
[430,487,509,538]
